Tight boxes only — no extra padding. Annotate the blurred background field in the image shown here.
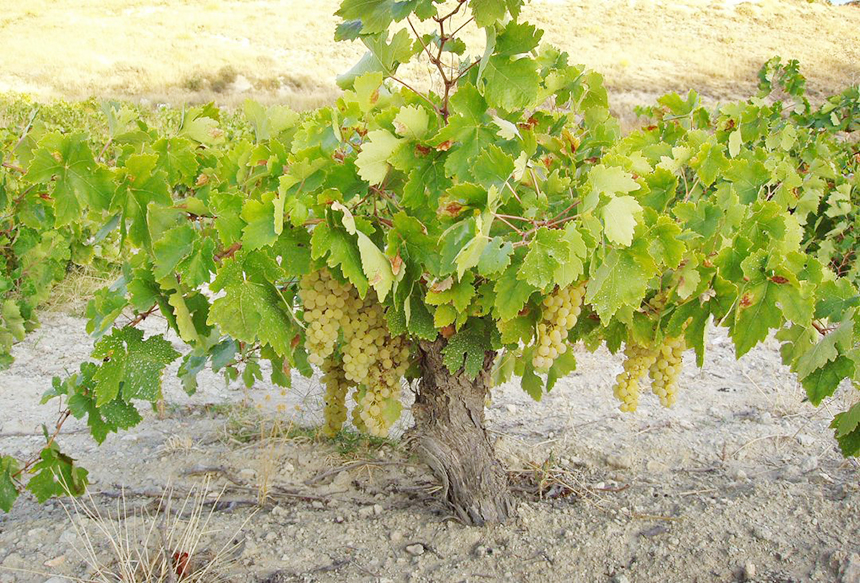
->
[1,0,857,116]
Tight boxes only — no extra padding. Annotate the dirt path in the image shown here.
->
[0,311,858,582]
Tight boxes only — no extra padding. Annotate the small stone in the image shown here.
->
[373,504,383,516]
[43,555,66,568]
[281,462,295,474]
[799,456,818,473]
[334,516,345,523]
[505,404,517,413]
[796,434,816,447]
[390,531,404,543]
[272,505,289,517]
[645,460,667,473]
[311,501,325,509]
[358,505,376,518]
[238,468,257,481]
[606,454,633,470]
[611,575,631,583]
[743,561,757,580]
[405,543,425,556]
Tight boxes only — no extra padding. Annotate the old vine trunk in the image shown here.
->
[410,338,515,526]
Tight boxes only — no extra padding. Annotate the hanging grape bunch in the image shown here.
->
[321,356,352,437]
[299,268,411,437]
[532,281,587,371]
[613,343,659,412]
[649,336,687,407]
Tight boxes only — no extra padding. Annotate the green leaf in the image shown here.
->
[835,401,860,439]
[586,238,657,322]
[601,196,642,247]
[91,327,180,404]
[518,227,570,289]
[801,356,854,406]
[690,140,729,187]
[26,445,88,503]
[332,202,395,301]
[433,84,494,180]
[478,237,513,276]
[241,193,280,250]
[494,20,543,57]
[356,129,403,185]
[393,105,430,140]
[482,55,540,111]
[494,262,537,320]
[552,223,587,288]
[648,217,685,269]
[442,321,491,379]
[27,132,114,226]
[0,456,19,512]
[152,225,196,283]
[311,223,369,297]
[208,279,296,356]
[589,165,641,198]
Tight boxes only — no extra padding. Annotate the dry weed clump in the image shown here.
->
[62,481,249,582]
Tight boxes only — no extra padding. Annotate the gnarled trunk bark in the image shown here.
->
[409,338,515,526]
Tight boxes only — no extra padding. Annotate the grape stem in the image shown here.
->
[11,408,73,481]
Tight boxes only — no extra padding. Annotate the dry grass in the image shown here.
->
[43,264,122,317]
[0,0,857,112]
[62,481,249,582]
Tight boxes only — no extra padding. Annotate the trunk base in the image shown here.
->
[410,338,515,526]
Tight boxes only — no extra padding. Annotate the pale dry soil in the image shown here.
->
[1,0,859,118]
[0,311,858,583]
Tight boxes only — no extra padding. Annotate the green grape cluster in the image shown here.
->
[357,334,411,436]
[613,344,658,412]
[532,282,587,371]
[299,268,411,438]
[649,336,687,407]
[321,356,352,437]
[298,270,354,365]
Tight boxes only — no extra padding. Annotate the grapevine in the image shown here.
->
[0,0,858,521]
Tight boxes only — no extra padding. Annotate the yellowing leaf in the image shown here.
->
[601,196,642,247]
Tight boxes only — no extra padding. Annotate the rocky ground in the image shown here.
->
[0,311,858,583]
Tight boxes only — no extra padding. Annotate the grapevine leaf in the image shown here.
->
[92,328,180,403]
[442,321,491,379]
[690,140,729,187]
[433,84,494,180]
[601,196,642,247]
[482,55,540,111]
[478,237,513,276]
[588,165,641,197]
[494,262,537,320]
[518,227,570,289]
[26,445,88,503]
[552,223,587,288]
[208,280,295,356]
[333,202,395,301]
[152,225,196,283]
[356,129,403,186]
[0,456,19,512]
[393,105,430,140]
[27,132,113,226]
[311,223,369,297]
[801,356,854,406]
[832,414,860,457]
[648,217,685,269]
[586,238,657,322]
[407,295,436,340]
[835,401,860,439]
[495,20,543,57]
